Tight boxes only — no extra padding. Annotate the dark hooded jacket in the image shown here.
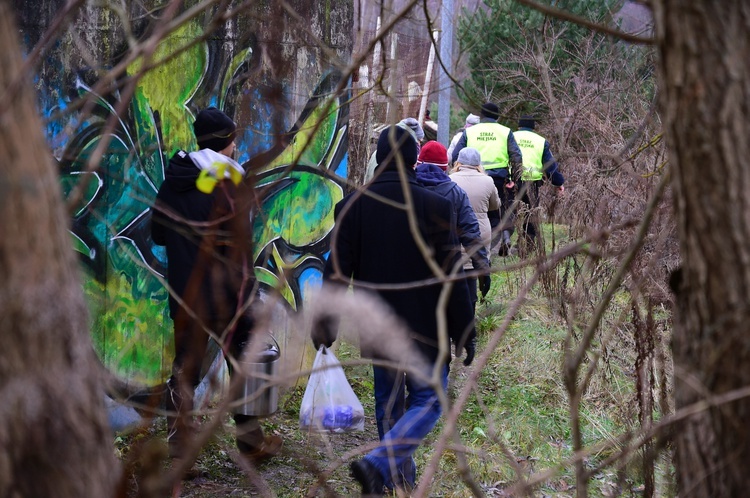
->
[415,163,490,271]
[324,161,476,365]
[151,150,253,323]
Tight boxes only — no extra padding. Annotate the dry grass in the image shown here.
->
[116,219,677,496]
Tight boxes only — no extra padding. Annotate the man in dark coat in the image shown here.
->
[312,126,476,495]
[151,107,281,474]
[415,140,492,308]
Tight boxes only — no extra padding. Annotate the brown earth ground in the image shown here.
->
[118,349,472,497]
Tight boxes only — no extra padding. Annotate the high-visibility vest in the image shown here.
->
[465,122,511,171]
[514,130,546,181]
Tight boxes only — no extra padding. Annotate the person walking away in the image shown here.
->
[513,116,565,255]
[422,109,438,142]
[451,102,523,256]
[450,147,502,291]
[312,126,476,496]
[151,107,282,476]
[364,117,425,183]
[414,141,492,309]
[447,113,480,166]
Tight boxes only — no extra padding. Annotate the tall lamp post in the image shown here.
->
[437,0,453,145]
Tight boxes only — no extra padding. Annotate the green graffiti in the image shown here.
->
[255,171,341,251]
[86,270,170,384]
[55,24,348,388]
[128,22,207,156]
[219,47,252,110]
[255,243,297,308]
[265,99,337,170]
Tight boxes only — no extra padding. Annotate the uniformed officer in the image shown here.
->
[513,115,565,253]
[451,102,523,255]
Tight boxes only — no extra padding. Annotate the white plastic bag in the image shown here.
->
[299,346,365,432]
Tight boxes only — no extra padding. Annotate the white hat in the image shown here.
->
[465,114,480,127]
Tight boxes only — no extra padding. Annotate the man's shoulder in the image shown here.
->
[423,180,457,200]
[451,181,470,199]
[471,121,511,134]
[516,129,544,138]
[169,149,192,163]
[164,150,198,176]
[417,184,453,211]
[369,176,450,205]
[437,179,465,197]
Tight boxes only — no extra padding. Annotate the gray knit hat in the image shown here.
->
[465,113,480,126]
[398,117,425,142]
[457,147,481,166]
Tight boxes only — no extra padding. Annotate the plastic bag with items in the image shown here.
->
[299,346,365,433]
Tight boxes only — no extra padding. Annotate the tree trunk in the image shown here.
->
[0,3,118,496]
[654,1,750,495]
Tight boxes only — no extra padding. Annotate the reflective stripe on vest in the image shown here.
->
[514,130,546,181]
[465,122,510,170]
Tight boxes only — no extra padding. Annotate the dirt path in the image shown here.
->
[176,389,381,497]
[136,361,472,497]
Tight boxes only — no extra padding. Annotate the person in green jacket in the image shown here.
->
[451,102,523,256]
[513,115,565,253]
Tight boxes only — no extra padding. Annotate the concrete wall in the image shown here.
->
[14,0,353,391]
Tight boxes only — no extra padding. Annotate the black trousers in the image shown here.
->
[167,311,264,457]
[486,169,516,243]
[466,276,478,311]
[517,180,542,243]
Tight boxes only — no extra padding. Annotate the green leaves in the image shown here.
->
[457,0,617,117]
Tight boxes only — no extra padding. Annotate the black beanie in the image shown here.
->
[518,115,536,129]
[480,102,499,120]
[376,125,419,170]
[193,107,236,152]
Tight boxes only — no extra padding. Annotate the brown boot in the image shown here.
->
[240,435,283,466]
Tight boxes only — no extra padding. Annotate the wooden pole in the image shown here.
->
[418,30,439,127]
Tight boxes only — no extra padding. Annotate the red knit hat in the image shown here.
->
[417,140,449,170]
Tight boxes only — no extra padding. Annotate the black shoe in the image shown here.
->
[350,459,385,497]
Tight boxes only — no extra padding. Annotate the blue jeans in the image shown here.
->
[364,364,449,489]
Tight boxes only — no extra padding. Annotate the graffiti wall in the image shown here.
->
[15,0,352,389]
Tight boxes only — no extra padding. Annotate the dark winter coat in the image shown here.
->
[150,150,253,323]
[323,169,476,365]
[415,163,490,271]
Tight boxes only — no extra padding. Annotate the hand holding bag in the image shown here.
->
[299,346,365,433]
